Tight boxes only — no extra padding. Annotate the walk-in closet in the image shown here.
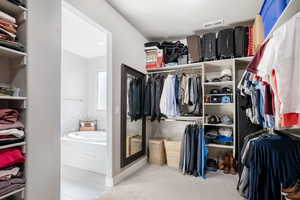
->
[117,0,300,200]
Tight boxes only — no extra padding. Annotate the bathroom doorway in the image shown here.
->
[60,2,112,200]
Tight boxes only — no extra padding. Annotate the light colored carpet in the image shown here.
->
[98,164,242,200]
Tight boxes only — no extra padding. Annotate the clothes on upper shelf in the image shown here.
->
[237,130,300,200]
[238,12,300,129]
[128,77,143,121]
[0,148,25,168]
[0,10,25,52]
[0,109,21,124]
[0,109,24,146]
[179,125,207,178]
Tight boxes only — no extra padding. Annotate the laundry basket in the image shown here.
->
[149,138,166,166]
[164,139,181,168]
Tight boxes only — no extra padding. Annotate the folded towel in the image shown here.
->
[0,121,24,131]
[0,148,25,168]
[0,11,16,24]
[0,129,24,138]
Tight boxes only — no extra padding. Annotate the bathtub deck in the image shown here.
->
[61,165,106,200]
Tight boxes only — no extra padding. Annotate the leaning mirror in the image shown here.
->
[120,64,146,168]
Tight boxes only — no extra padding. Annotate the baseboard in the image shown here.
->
[105,156,147,187]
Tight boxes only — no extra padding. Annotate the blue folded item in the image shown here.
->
[260,0,288,38]
[216,136,233,143]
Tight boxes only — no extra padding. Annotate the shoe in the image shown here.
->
[283,182,299,194]
[229,156,237,175]
[223,154,230,174]
[217,156,224,170]
[286,188,300,199]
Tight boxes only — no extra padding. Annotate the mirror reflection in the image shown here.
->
[126,74,143,157]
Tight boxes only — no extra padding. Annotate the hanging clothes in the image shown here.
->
[179,125,207,178]
[128,78,143,121]
[160,75,179,117]
[238,12,300,129]
[237,130,300,200]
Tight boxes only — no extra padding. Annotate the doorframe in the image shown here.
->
[62,1,114,188]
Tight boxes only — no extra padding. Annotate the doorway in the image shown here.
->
[60,2,112,200]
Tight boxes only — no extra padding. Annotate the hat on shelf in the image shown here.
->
[218,127,233,137]
[221,87,232,94]
[220,115,233,125]
[209,89,221,94]
[207,115,221,124]
[219,69,232,81]
[221,95,231,103]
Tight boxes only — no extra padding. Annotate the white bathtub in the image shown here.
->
[61,131,107,174]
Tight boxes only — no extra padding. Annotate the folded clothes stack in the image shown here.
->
[0,9,24,52]
[0,109,24,146]
[7,0,26,7]
[0,149,25,196]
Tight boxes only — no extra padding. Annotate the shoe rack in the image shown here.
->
[0,1,27,199]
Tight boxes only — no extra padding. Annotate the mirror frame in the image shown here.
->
[120,64,146,168]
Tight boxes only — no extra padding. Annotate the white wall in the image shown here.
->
[64,0,148,179]
[27,0,61,199]
[87,56,107,130]
[61,50,89,135]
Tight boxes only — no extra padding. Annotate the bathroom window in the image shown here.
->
[97,72,107,110]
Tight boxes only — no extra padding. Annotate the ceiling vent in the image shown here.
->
[203,19,224,29]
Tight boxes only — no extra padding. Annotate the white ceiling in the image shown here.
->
[107,0,263,40]
[62,6,106,58]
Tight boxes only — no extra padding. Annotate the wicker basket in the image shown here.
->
[164,139,181,168]
[149,138,166,166]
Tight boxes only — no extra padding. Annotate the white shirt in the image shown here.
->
[256,12,300,114]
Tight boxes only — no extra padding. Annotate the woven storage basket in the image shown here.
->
[149,138,166,165]
[164,139,181,168]
[131,136,142,155]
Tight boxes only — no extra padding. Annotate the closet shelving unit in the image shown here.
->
[147,57,252,156]
[0,0,27,199]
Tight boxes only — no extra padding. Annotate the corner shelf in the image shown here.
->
[0,96,27,100]
[0,46,27,58]
[204,103,234,106]
[0,142,25,150]
[204,123,234,127]
[207,144,234,149]
[203,81,234,86]
[0,187,25,200]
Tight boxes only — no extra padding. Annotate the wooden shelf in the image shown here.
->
[0,96,27,100]
[163,116,203,122]
[203,81,234,86]
[0,46,26,58]
[0,187,24,200]
[206,93,233,96]
[0,142,25,150]
[204,123,233,127]
[147,62,202,73]
[207,144,234,149]
[204,103,234,106]
[0,1,27,18]
[146,56,253,73]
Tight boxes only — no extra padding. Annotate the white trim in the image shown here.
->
[62,0,114,188]
[105,157,147,187]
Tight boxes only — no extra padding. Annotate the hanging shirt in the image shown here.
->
[160,75,179,117]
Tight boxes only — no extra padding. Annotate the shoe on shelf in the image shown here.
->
[286,188,300,199]
[229,156,237,175]
[217,156,224,170]
[283,182,299,194]
[223,154,230,174]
